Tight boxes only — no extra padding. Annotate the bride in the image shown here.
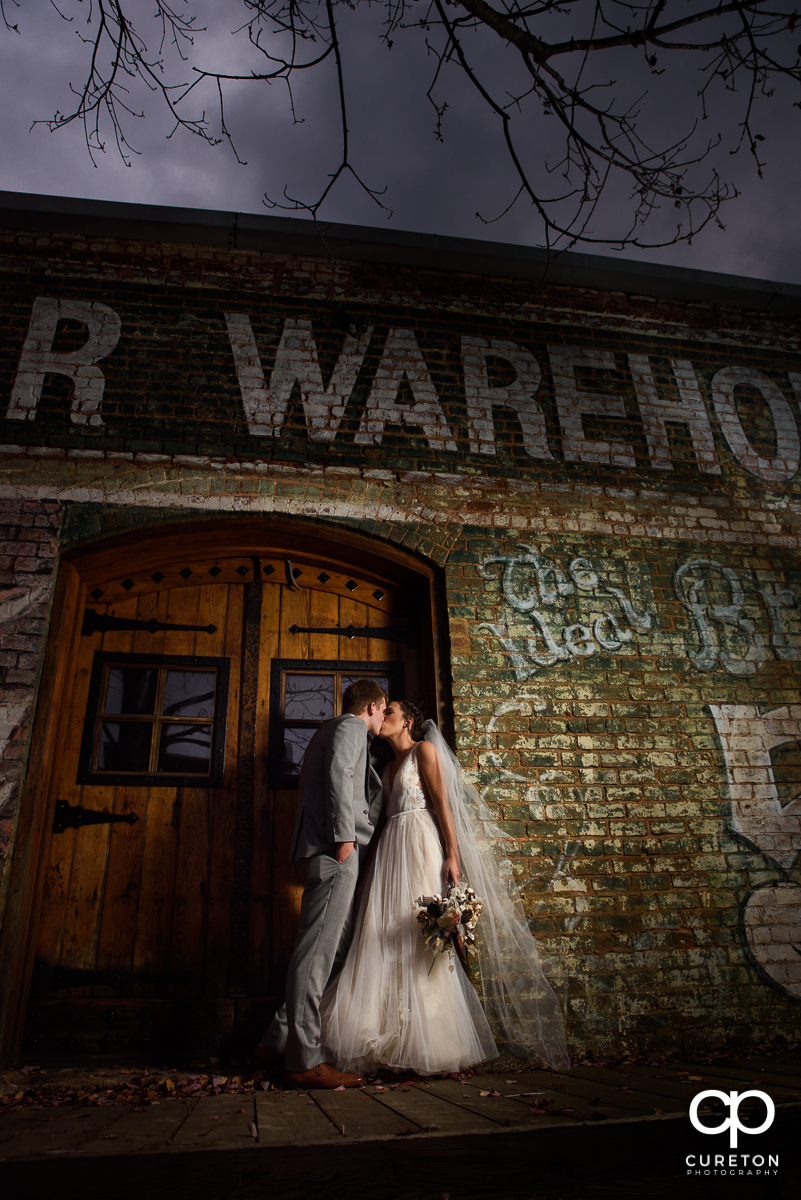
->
[320,700,569,1076]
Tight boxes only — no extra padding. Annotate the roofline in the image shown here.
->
[2,189,800,317]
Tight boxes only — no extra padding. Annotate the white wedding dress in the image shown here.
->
[320,743,498,1076]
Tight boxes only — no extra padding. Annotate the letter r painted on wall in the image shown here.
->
[7,297,122,425]
[708,704,801,868]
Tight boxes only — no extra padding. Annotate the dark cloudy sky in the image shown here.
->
[2,1,800,283]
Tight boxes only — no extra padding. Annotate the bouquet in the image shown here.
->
[415,884,483,973]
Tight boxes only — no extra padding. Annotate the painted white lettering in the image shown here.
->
[356,328,456,450]
[461,335,553,459]
[628,354,721,473]
[711,366,800,483]
[225,314,372,440]
[707,703,801,872]
[548,346,636,467]
[8,297,122,425]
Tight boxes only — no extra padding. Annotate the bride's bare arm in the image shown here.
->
[416,741,460,887]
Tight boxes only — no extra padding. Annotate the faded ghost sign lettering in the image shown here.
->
[710,366,800,484]
[674,559,801,675]
[479,547,653,678]
[7,297,122,426]
[461,336,552,459]
[224,314,374,441]
[6,299,801,489]
[627,355,721,474]
[354,327,457,451]
[548,346,637,468]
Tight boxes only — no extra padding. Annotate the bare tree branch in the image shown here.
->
[8,0,801,249]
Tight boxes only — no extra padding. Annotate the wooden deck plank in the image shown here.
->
[460,1073,656,1120]
[566,1064,709,1104]
[501,1068,681,1113]
[366,1082,498,1133]
[415,1078,574,1128]
[311,1088,420,1139]
[662,1060,801,1097]
[255,1091,343,1145]
[0,1109,69,1145]
[166,1095,257,1151]
[0,1106,125,1160]
[76,1100,196,1156]
[723,1057,801,1085]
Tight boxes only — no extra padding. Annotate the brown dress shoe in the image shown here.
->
[284,1062,364,1089]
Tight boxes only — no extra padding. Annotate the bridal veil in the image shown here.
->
[422,721,570,1070]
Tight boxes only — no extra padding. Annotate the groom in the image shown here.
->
[257,678,388,1088]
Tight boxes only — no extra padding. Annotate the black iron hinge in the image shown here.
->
[53,801,139,834]
[82,609,216,637]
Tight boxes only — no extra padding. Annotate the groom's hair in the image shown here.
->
[342,679,388,715]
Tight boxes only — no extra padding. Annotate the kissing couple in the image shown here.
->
[257,680,568,1087]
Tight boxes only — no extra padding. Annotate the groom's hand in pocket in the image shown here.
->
[335,841,355,864]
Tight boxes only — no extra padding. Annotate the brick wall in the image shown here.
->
[1,214,800,1057]
[0,499,59,905]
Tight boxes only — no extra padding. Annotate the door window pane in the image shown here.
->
[271,665,399,786]
[284,674,335,721]
[162,670,217,718]
[97,722,153,771]
[104,668,158,715]
[157,724,213,774]
[283,727,316,776]
[80,653,230,786]
[340,675,390,701]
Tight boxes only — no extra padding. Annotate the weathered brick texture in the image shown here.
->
[0,500,59,897]
[1,205,800,1058]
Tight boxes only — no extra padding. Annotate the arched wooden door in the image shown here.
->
[21,523,440,1063]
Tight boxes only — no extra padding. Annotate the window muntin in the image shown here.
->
[269,660,402,788]
[78,653,230,787]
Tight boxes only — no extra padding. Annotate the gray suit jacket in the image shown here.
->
[290,713,384,861]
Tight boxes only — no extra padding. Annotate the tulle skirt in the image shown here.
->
[321,807,497,1075]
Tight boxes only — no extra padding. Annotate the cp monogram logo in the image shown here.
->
[689,1090,776,1148]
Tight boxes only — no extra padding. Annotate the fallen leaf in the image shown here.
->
[426,1124,441,1131]
[505,1080,517,1085]
[248,1121,258,1139]
[395,1128,413,1136]
[687,1076,703,1082]
[334,1085,346,1092]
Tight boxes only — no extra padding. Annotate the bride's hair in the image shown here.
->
[397,699,425,741]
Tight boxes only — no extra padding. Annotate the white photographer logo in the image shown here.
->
[690,1090,775,1149]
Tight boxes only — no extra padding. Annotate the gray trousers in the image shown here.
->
[260,848,360,1072]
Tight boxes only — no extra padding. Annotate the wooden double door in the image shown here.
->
[21,523,439,1063]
